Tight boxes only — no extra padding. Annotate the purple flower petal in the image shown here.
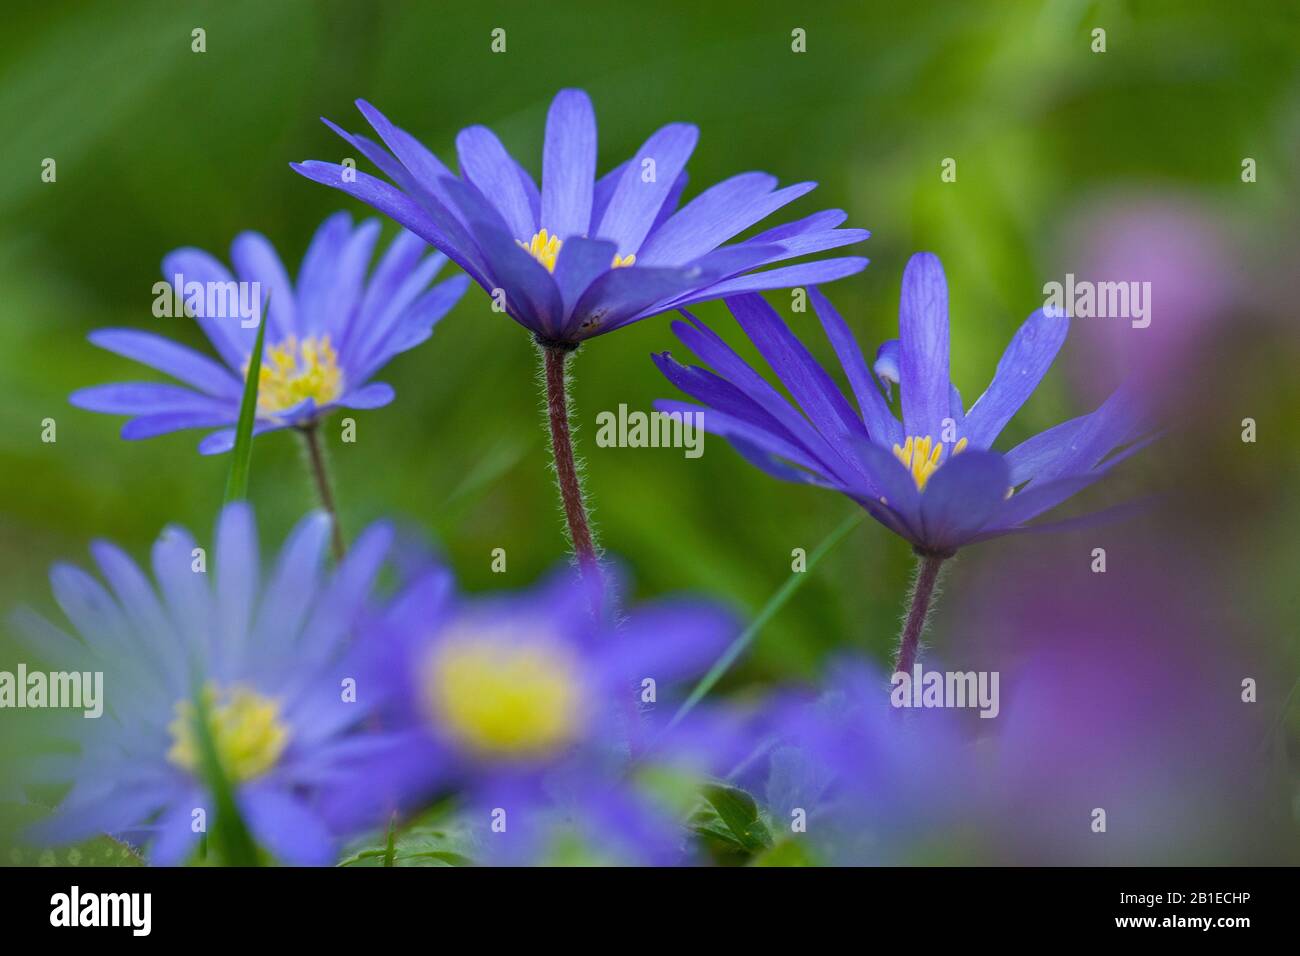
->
[159,248,252,369]
[664,256,868,308]
[289,161,490,289]
[347,249,450,364]
[239,786,335,867]
[739,226,870,262]
[213,502,258,677]
[250,513,332,670]
[196,420,283,456]
[148,790,204,866]
[229,231,298,341]
[121,410,234,440]
[150,524,212,659]
[970,495,1152,544]
[898,252,951,441]
[595,122,698,257]
[294,521,393,677]
[571,246,776,339]
[654,398,828,478]
[352,99,464,216]
[552,236,618,318]
[808,287,902,448]
[596,599,736,687]
[590,158,629,227]
[27,787,171,847]
[8,606,85,669]
[851,440,923,536]
[727,294,869,479]
[1031,381,1147,484]
[456,125,537,241]
[353,274,469,380]
[918,449,1010,552]
[467,217,565,337]
[638,172,797,266]
[89,540,178,677]
[49,562,127,656]
[963,308,1070,448]
[649,170,689,233]
[337,382,395,409]
[88,329,240,398]
[667,314,850,479]
[295,212,357,337]
[70,382,230,416]
[651,353,827,473]
[542,89,597,241]
[745,209,848,242]
[355,231,431,331]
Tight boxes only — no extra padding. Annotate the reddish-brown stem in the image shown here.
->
[894,553,945,674]
[300,423,346,561]
[542,346,601,578]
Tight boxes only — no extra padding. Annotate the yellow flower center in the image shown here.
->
[247,335,343,415]
[517,229,636,273]
[167,684,290,783]
[421,625,583,759]
[892,435,969,490]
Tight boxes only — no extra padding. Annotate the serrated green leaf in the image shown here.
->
[1,802,144,867]
[338,805,478,867]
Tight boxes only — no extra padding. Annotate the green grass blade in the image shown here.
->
[668,510,864,731]
[189,681,260,866]
[223,301,268,504]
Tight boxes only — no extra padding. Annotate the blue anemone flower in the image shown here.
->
[292,89,867,348]
[14,504,405,865]
[742,658,980,865]
[70,212,468,454]
[654,253,1153,557]
[335,562,747,864]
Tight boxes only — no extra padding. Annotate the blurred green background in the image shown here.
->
[1,0,1296,780]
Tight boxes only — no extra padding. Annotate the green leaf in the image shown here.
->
[0,802,144,867]
[338,805,478,867]
[223,299,268,504]
[751,838,818,867]
[698,783,772,853]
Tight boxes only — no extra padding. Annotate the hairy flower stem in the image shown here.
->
[894,553,946,674]
[541,345,603,602]
[300,424,346,561]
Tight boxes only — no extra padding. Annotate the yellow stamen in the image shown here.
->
[892,434,969,490]
[421,625,582,759]
[167,684,290,783]
[518,228,564,272]
[245,334,343,416]
[517,229,637,273]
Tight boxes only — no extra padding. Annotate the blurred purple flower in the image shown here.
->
[71,212,468,454]
[655,253,1153,557]
[954,535,1284,864]
[739,658,981,864]
[336,562,744,864]
[14,503,405,865]
[292,88,867,348]
[1059,193,1237,405]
